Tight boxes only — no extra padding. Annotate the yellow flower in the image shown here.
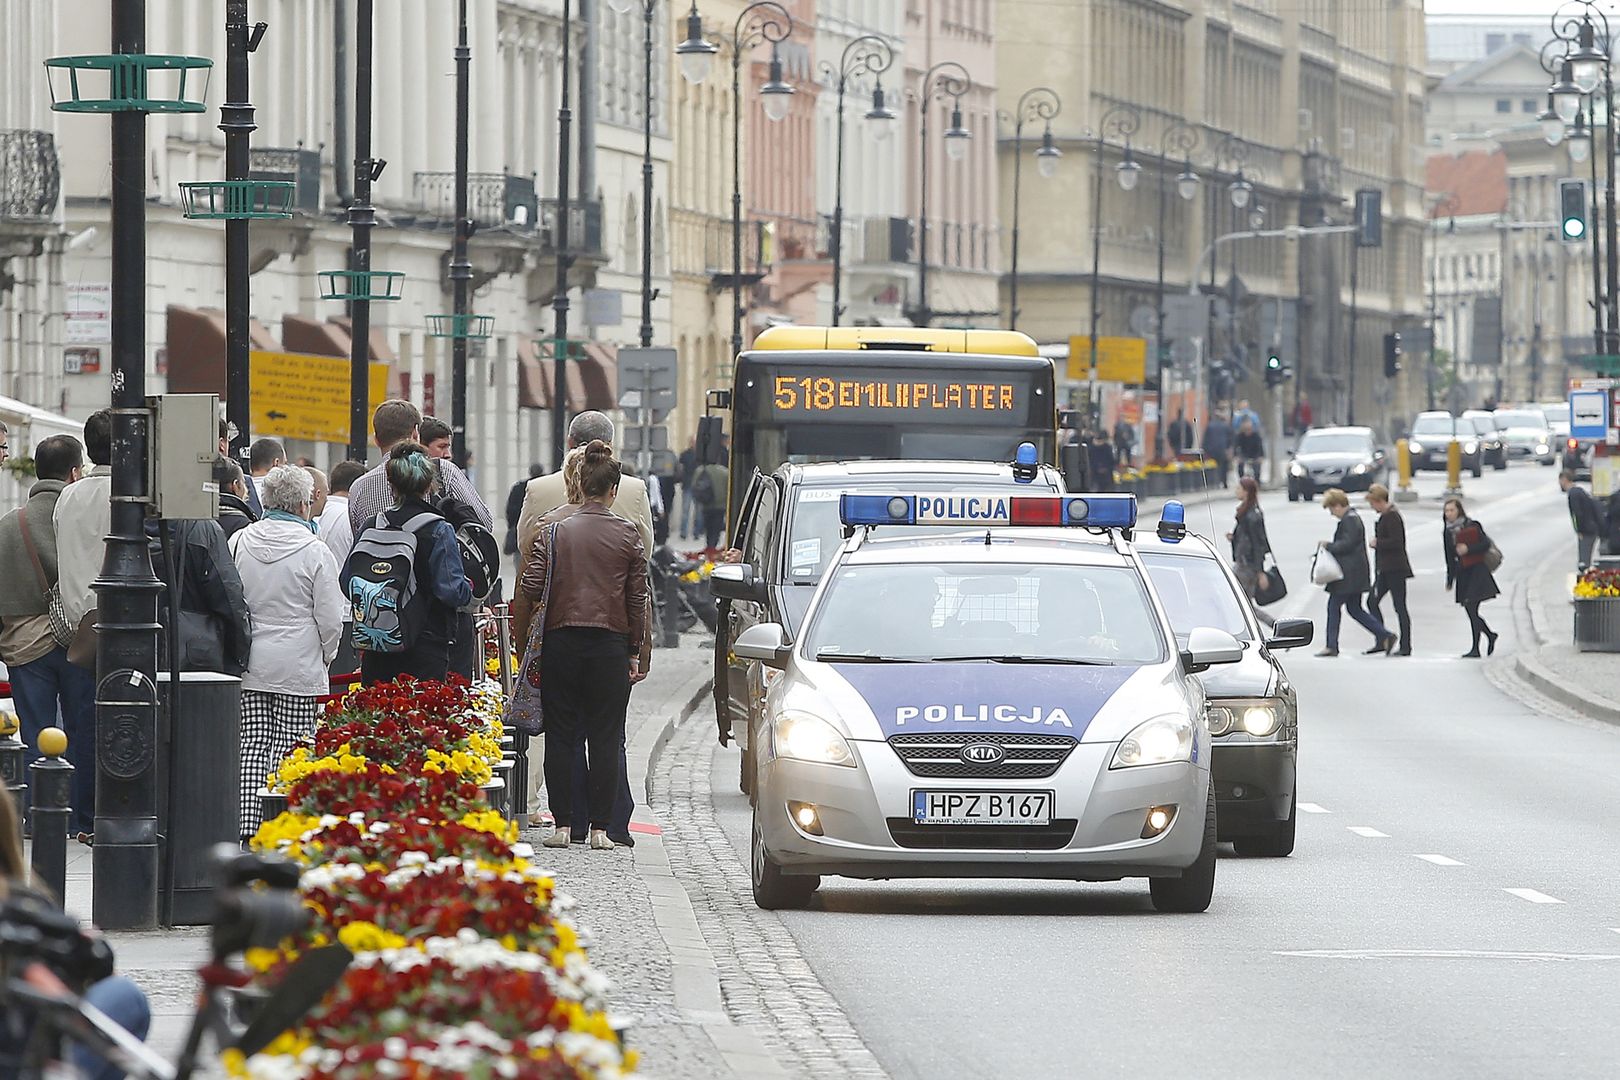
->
[459,809,518,841]
[243,947,282,973]
[337,921,407,954]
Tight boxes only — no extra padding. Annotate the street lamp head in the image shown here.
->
[1176,160,1200,201]
[1540,94,1568,145]
[1115,143,1141,192]
[1035,125,1062,178]
[675,5,719,84]
[944,107,971,161]
[1569,20,1607,96]
[759,48,795,122]
[1229,172,1253,209]
[865,81,897,138]
[1570,113,1593,162]
[1551,60,1583,124]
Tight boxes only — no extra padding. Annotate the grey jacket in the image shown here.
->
[0,480,68,618]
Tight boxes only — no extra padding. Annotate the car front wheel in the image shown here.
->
[1150,785,1216,913]
[751,808,819,910]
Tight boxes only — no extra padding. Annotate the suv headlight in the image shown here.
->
[1111,716,1194,768]
[1207,706,1235,736]
[1351,463,1368,475]
[1208,698,1285,738]
[1407,441,1423,454]
[1289,462,1306,477]
[1463,441,1478,454]
[773,711,856,767]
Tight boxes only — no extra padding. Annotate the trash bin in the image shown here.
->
[156,671,242,926]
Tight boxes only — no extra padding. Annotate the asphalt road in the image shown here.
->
[703,459,1620,1080]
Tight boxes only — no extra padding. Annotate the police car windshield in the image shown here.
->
[803,563,1166,665]
[787,484,1046,582]
[1140,553,1253,643]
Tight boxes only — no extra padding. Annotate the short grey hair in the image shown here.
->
[259,463,314,512]
[567,410,614,448]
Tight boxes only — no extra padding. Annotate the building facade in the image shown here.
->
[996,0,1429,440]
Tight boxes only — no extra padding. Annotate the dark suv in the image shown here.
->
[712,458,1063,798]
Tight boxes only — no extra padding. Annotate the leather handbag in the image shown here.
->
[1484,542,1504,572]
[1253,554,1288,606]
[506,522,558,737]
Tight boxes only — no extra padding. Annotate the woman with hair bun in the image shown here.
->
[516,439,650,851]
[343,441,471,686]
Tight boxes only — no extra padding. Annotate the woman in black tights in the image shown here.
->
[1442,497,1499,658]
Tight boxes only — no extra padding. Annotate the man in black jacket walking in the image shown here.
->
[1561,470,1605,570]
[1365,484,1413,656]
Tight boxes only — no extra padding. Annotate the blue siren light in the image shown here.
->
[1158,500,1187,543]
[1012,440,1040,483]
[839,492,1138,530]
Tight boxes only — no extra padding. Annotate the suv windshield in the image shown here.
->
[1297,432,1371,455]
[803,562,1166,665]
[785,482,1051,583]
[1141,554,1252,642]
[1495,411,1546,430]
[1411,416,1455,436]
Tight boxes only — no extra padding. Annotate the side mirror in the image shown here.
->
[1180,627,1244,673]
[711,562,768,605]
[1265,618,1314,651]
[734,623,791,669]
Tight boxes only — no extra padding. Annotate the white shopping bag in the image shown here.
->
[1310,548,1343,586]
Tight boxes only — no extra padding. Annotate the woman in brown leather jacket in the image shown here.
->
[518,441,650,851]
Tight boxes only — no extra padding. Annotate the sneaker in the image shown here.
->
[542,827,572,848]
[588,829,616,851]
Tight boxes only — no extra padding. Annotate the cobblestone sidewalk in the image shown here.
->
[1502,545,1620,725]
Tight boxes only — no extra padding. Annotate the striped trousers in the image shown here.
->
[240,690,319,839]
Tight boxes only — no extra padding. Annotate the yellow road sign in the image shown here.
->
[250,350,390,445]
[1067,336,1148,383]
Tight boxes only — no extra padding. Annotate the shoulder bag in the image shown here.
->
[1484,541,1504,573]
[17,508,78,652]
[1253,552,1288,606]
[506,521,559,737]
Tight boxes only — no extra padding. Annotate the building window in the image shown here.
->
[1495,99,1511,114]
[1486,33,1506,52]
[1522,99,1537,113]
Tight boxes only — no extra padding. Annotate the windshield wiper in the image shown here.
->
[813,652,922,664]
[928,654,1114,666]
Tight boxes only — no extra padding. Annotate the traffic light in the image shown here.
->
[1383,331,1402,378]
[1265,350,1283,388]
[1560,179,1589,242]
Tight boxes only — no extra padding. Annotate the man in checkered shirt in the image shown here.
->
[347,399,493,534]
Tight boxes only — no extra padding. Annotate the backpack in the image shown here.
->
[342,510,442,654]
[692,465,716,509]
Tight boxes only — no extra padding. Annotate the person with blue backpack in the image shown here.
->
[341,442,472,686]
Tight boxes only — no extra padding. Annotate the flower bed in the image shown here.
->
[237,676,633,1080]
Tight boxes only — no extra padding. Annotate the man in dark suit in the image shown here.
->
[1561,470,1606,570]
[1365,484,1413,656]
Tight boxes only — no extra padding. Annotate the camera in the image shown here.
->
[206,846,308,962]
[0,889,115,994]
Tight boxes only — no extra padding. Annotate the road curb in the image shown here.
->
[628,671,789,1079]
[1511,650,1620,727]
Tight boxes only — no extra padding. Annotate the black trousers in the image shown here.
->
[541,627,631,829]
[702,508,726,550]
[1368,575,1411,651]
[448,611,479,681]
[361,638,451,686]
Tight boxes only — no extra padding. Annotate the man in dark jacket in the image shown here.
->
[1204,412,1234,485]
[149,514,252,678]
[1087,431,1117,492]
[1315,488,1394,657]
[215,456,258,539]
[0,436,95,834]
[1234,418,1265,481]
[505,464,541,558]
[1365,484,1413,656]
[1561,470,1605,570]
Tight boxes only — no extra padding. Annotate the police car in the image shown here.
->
[714,447,1064,797]
[720,492,1242,913]
[1134,504,1314,856]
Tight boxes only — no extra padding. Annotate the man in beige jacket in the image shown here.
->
[516,410,654,836]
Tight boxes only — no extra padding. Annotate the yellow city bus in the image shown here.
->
[712,326,1060,530]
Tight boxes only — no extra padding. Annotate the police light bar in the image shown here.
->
[1158,500,1187,543]
[839,492,1137,529]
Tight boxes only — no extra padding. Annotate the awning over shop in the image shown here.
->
[516,338,617,412]
[164,305,279,394]
[322,316,397,362]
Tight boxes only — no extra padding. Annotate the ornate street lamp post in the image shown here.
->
[1152,121,1199,461]
[909,62,973,327]
[820,35,896,326]
[1003,86,1061,332]
[1086,105,1141,422]
[1550,3,1617,351]
[609,0,665,349]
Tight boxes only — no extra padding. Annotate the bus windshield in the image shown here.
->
[726,342,1057,528]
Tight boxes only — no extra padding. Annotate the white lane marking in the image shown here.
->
[1504,888,1565,905]
[1277,949,1620,962]
[1610,928,1620,935]
[1298,802,1331,814]
[1413,854,1465,866]
[1347,826,1389,838]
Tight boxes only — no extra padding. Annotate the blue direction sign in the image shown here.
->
[1570,388,1609,441]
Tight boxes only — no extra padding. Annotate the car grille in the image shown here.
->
[886,818,1079,850]
[887,733,1078,779]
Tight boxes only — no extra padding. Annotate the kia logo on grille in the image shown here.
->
[959,741,1005,765]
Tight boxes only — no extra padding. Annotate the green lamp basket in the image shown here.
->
[179,180,296,220]
[426,313,494,340]
[45,54,212,114]
[318,269,405,302]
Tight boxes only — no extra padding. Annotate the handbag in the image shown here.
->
[506,521,559,737]
[1310,547,1344,586]
[1253,553,1288,606]
[1484,542,1504,572]
[17,508,75,650]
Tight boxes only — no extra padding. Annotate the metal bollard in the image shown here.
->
[29,727,72,905]
[1393,439,1417,502]
[1445,439,1464,498]
[0,712,27,825]
[659,565,681,648]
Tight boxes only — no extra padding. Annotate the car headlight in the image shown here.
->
[1463,441,1478,454]
[1206,706,1234,736]
[1536,443,1549,454]
[1289,463,1306,477]
[1111,716,1194,768]
[1241,705,1279,736]
[1350,463,1368,475]
[773,711,856,767]
[1407,441,1423,454]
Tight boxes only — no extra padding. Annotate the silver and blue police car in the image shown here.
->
[717,492,1244,913]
